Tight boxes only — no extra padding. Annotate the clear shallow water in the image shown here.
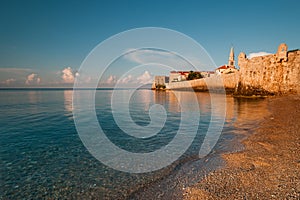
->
[0,89,269,199]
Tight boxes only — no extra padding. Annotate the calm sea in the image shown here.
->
[0,89,269,199]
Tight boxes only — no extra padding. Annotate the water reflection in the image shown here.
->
[225,96,235,123]
[215,96,270,155]
[28,91,38,104]
[131,94,270,199]
[64,90,73,118]
[76,89,270,198]
[0,89,270,199]
[233,97,269,131]
[101,90,265,143]
[148,91,269,156]
[154,90,223,117]
[132,89,152,111]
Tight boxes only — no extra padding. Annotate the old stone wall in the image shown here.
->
[236,43,300,95]
[167,72,239,92]
[163,43,299,95]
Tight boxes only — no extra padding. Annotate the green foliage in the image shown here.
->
[156,84,166,89]
[187,71,203,80]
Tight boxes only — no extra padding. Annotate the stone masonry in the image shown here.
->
[158,43,299,96]
[236,43,300,95]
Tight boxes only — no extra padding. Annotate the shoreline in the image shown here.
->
[129,95,270,199]
[184,95,300,199]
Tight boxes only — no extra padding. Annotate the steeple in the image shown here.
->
[228,47,235,68]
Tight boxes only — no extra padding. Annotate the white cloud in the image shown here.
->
[61,67,78,83]
[118,75,133,84]
[25,73,41,85]
[124,49,177,64]
[248,52,272,59]
[123,48,201,69]
[113,71,153,86]
[136,71,152,84]
[26,73,36,83]
[106,75,117,84]
[1,78,16,85]
[85,76,91,83]
[0,68,32,86]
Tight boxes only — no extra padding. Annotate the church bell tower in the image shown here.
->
[228,47,235,68]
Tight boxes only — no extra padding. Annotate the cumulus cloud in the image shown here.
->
[0,68,32,86]
[1,78,16,85]
[137,71,152,84]
[248,52,272,59]
[106,75,117,84]
[113,71,153,86]
[61,67,79,83]
[25,73,41,85]
[118,75,133,84]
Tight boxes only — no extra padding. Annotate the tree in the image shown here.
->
[187,71,203,80]
[156,84,166,89]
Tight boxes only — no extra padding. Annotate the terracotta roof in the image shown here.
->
[217,65,228,70]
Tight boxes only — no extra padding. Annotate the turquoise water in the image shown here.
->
[0,89,268,199]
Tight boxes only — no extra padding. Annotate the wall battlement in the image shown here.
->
[236,43,300,95]
[159,43,299,96]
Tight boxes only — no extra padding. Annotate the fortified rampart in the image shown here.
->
[236,43,300,95]
[166,73,238,93]
[163,43,299,95]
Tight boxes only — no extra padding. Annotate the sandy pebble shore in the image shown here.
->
[184,95,300,200]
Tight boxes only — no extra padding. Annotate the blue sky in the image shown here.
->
[0,0,299,87]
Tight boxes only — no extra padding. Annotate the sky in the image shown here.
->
[0,0,299,87]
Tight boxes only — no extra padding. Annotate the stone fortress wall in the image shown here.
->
[166,72,238,92]
[236,43,300,95]
[166,43,300,95]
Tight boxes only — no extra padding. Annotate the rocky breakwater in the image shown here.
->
[234,43,300,96]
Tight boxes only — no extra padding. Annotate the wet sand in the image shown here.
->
[184,95,300,199]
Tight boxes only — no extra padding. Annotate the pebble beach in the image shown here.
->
[184,95,300,199]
